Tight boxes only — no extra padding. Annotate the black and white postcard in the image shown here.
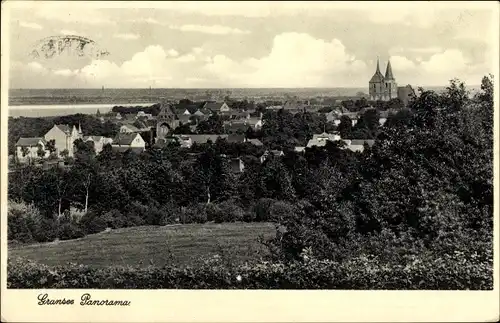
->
[1,1,499,322]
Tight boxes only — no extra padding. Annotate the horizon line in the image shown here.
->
[9,85,478,90]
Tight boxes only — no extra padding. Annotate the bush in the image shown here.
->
[215,200,244,223]
[253,198,276,222]
[7,201,41,243]
[79,210,108,234]
[181,204,208,224]
[7,252,492,289]
[205,203,223,222]
[269,201,296,222]
[57,222,85,241]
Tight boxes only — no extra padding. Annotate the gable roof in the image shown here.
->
[203,102,228,111]
[112,133,141,146]
[16,137,46,147]
[83,135,103,142]
[158,104,177,118]
[121,124,141,132]
[247,138,263,146]
[55,124,72,134]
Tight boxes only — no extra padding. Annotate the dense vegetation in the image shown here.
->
[8,76,494,289]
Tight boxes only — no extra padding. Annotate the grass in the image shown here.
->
[9,222,276,268]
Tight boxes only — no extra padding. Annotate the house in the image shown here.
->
[119,124,142,133]
[230,157,245,174]
[44,124,83,157]
[227,134,246,144]
[224,121,249,134]
[136,111,154,120]
[172,134,229,148]
[247,117,263,130]
[15,137,49,162]
[203,102,231,114]
[343,139,375,152]
[247,138,263,146]
[111,133,146,153]
[83,136,113,154]
[307,132,342,148]
[178,115,192,125]
[260,150,284,163]
[294,146,306,153]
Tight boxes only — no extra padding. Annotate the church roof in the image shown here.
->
[385,60,395,80]
[158,103,177,117]
[369,58,385,83]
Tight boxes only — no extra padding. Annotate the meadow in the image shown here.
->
[9,222,276,268]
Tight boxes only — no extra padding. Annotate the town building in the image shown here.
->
[369,58,398,101]
[156,99,180,143]
[15,137,49,162]
[44,124,83,157]
[111,133,146,153]
[82,136,113,154]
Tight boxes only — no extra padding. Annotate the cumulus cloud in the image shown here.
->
[389,56,417,71]
[10,32,491,88]
[204,32,367,87]
[19,21,43,30]
[168,24,250,35]
[114,33,140,40]
[420,49,468,74]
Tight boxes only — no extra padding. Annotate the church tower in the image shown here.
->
[369,58,385,101]
[156,98,179,143]
[384,60,398,100]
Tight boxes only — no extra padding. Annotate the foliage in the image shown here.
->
[8,251,492,289]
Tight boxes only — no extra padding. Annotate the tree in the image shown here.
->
[60,149,69,159]
[46,139,56,155]
[337,115,352,138]
[21,146,29,158]
[36,144,46,159]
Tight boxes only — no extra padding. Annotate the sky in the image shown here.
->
[5,1,497,89]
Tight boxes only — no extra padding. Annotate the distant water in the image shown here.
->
[9,85,480,118]
[8,103,155,118]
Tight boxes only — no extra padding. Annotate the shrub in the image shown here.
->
[7,252,492,289]
[253,198,276,222]
[7,200,43,243]
[269,201,296,223]
[205,203,223,222]
[79,210,108,234]
[181,203,208,224]
[217,200,244,223]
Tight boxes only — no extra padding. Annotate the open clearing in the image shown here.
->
[9,222,276,268]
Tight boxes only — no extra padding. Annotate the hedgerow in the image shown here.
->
[8,251,492,290]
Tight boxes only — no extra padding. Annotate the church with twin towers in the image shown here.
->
[369,58,399,101]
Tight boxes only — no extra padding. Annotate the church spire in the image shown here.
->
[385,59,395,80]
[369,56,385,83]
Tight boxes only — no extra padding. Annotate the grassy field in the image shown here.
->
[9,222,276,268]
